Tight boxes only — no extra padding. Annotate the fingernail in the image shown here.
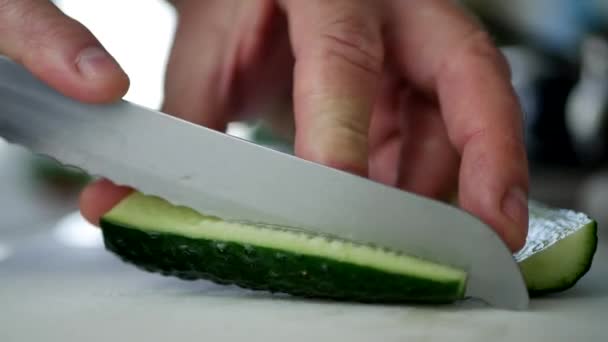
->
[502,187,529,228]
[76,47,121,79]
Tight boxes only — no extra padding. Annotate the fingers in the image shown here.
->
[79,179,132,225]
[0,0,129,103]
[161,0,238,130]
[397,91,460,201]
[279,0,384,176]
[80,1,285,225]
[367,74,403,186]
[368,82,459,201]
[386,0,529,251]
[0,0,130,226]
[440,38,529,252]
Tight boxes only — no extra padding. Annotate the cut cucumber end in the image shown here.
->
[518,221,598,296]
[516,201,599,296]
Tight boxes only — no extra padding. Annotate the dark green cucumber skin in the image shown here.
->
[528,221,598,297]
[101,220,464,304]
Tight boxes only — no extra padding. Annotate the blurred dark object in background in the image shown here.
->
[465,0,608,169]
[464,0,608,57]
[566,35,608,167]
[502,46,580,167]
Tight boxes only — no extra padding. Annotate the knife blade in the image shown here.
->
[0,56,528,309]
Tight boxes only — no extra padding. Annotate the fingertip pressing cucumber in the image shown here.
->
[100,192,598,303]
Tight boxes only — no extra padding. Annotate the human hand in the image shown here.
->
[79,0,528,251]
[0,0,129,102]
[0,0,129,235]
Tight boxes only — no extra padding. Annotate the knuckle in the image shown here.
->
[329,110,370,143]
[458,31,499,63]
[440,31,511,81]
[0,0,27,36]
[0,0,14,13]
[457,127,487,153]
[458,126,524,158]
[0,0,94,54]
[0,0,46,55]
[317,14,383,75]
[24,15,92,51]
[314,120,369,172]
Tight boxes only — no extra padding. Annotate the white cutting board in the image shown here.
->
[1,147,608,342]
[0,226,606,342]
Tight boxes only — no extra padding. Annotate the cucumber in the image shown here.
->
[515,201,598,295]
[101,193,466,303]
[100,192,597,303]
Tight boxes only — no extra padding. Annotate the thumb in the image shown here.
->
[0,0,129,103]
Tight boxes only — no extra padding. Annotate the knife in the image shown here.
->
[0,56,528,309]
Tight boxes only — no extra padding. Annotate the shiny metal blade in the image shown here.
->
[0,57,528,309]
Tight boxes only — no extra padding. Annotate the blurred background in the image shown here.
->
[1,0,608,256]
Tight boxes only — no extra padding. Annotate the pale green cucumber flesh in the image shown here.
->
[516,201,598,295]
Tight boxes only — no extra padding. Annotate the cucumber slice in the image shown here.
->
[100,192,598,303]
[515,201,598,296]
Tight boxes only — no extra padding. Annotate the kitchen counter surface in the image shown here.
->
[1,145,607,342]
